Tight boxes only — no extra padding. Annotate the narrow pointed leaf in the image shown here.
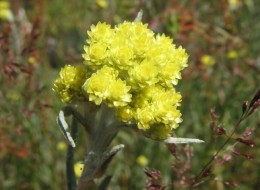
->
[134,10,143,22]
[57,110,76,148]
[164,137,204,144]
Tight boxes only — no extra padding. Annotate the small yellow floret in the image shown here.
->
[57,142,67,152]
[74,162,84,178]
[83,66,131,107]
[53,65,87,103]
[87,22,114,44]
[116,106,135,123]
[132,85,182,138]
[201,54,215,67]
[227,50,238,59]
[128,60,159,88]
[96,0,108,9]
[136,155,149,166]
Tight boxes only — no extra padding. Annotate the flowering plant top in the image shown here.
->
[54,21,189,139]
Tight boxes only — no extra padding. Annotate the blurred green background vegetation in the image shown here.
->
[0,0,259,189]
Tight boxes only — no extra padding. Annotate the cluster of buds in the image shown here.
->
[53,21,189,139]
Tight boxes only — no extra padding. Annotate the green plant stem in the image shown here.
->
[76,105,123,190]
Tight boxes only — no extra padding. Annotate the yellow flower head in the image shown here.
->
[128,59,159,89]
[53,65,88,103]
[56,141,67,152]
[54,21,189,139]
[136,155,149,166]
[0,1,13,21]
[201,54,215,67]
[82,66,132,107]
[74,161,84,178]
[133,85,182,138]
[96,0,108,9]
[227,50,239,59]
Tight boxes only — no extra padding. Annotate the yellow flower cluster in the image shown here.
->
[83,66,132,107]
[53,65,87,103]
[54,21,189,139]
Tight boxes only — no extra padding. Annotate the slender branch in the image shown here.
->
[189,90,259,189]
[189,115,245,189]
[63,106,91,133]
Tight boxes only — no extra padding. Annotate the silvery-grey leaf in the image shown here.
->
[164,137,204,144]
[134,10,143,22]
[57,110,76,148]
[109,144,125,155]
